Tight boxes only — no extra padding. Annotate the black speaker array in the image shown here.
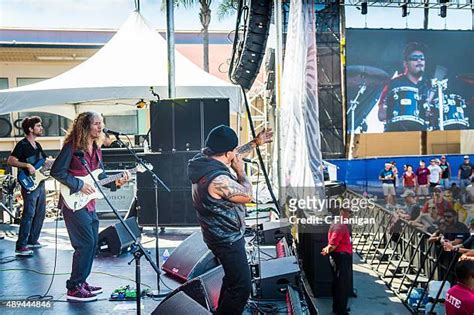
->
[230,0,273,90]
[149,98,229,152]
[136,151,200,227]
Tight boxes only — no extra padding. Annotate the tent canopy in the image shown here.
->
[0,11,241,119]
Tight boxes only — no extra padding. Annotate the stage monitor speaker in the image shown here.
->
[255,255,300,300]
[161,265,224,313]
[136,151,199,227]
[254,220,291,245]
[152,291,211,315]
[150,98,229,152]
[230,0,272,90]
[97,217,141,256]
[162,231,219,282]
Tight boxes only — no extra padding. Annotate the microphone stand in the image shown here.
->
[112,134,171,298]
[76,155,161,315]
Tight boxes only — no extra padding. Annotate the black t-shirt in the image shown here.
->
[11,138,46,166]
[443,222,470,242]
[439,162,450,179]
[459,163,473,179]
[380,169,395,184]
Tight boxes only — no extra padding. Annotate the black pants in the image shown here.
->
[208,237,251,315]
[329,252,352,315]
[62,208,99,290]
[16,185,46,248]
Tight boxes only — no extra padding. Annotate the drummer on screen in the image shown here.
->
[377,42,432,132]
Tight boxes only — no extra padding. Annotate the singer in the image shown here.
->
[51,112,130,302]
[187,125,272,315]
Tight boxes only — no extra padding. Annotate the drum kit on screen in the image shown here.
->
[347,66,473,133]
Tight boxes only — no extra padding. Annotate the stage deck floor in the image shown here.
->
[0,218,410,314]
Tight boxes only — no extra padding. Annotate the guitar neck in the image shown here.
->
[97,167,136,186]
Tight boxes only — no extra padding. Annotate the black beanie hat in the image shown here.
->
[205,125,238,154]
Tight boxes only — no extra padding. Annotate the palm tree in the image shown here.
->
[164,0,238,73]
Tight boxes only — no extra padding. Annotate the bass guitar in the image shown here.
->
[18,158,55,191]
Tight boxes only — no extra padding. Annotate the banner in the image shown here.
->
[346,29,474,134]
[278,0,325,206]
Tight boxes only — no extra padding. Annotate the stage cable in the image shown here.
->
[241,86,281,216]
[26,205,61,301]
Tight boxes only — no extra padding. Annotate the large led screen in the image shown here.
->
[346,29,474,133]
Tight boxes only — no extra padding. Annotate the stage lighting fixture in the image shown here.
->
[401,4,408,17]
[361,2,368,15]
[440,5,447,18]
[136,99,146,109]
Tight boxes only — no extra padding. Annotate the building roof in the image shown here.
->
[0,28,232,47]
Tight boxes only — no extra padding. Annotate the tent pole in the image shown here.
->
[166,0,176,98]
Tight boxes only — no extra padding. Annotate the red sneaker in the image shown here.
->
[84,282,103,294]
[67,284,97,302]
[15,247,33,256]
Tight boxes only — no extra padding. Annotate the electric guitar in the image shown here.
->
[18,158,55,191]
[60,164,150,211]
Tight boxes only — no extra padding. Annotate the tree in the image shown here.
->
[164,0,238,73]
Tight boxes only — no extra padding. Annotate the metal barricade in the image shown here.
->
[347,189,459,313]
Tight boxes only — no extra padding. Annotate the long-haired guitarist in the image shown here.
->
[50,111,130,302]
[7,116,50,256]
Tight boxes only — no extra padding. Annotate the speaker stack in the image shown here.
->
[136,98,229,227]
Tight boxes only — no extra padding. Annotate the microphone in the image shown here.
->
[243,158,258,164]
[103,128,125,136]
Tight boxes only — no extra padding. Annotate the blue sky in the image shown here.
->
[0,0,237,30]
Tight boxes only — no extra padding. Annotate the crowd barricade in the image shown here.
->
[346,189,460,313]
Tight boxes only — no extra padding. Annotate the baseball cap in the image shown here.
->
[464,155,469,159]
[401,190,416,198]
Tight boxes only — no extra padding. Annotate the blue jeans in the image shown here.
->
[208,237,251,315]
[62,208,99,290]
[440,178,450,189]
[16,184,46,248]
[460,178,471,189]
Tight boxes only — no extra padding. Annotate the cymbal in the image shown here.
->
[346,65,389,87]
[457,73,474,84]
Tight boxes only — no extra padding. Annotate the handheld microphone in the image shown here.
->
[103,128,125,136]
[243,158,258,164]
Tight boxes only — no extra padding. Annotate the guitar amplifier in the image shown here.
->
[95,170,136,213]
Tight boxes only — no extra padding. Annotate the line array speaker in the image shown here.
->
[230,0,273,90]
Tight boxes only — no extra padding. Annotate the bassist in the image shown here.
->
[51,111,130,302]
[7,116,48,256]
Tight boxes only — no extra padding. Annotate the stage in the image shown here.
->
[0,216,412,314]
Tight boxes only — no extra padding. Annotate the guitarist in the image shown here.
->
[50,112,130,302]
[7,116,48,256]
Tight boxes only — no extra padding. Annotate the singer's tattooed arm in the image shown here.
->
[209,174,252,204]
[235,128,273,158]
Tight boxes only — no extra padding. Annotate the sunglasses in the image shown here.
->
[408,54,425,61]
[444,215,454,219]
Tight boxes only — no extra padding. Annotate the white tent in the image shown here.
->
[0,11,241,119]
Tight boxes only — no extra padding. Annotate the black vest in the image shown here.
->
[192,169,246,245]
